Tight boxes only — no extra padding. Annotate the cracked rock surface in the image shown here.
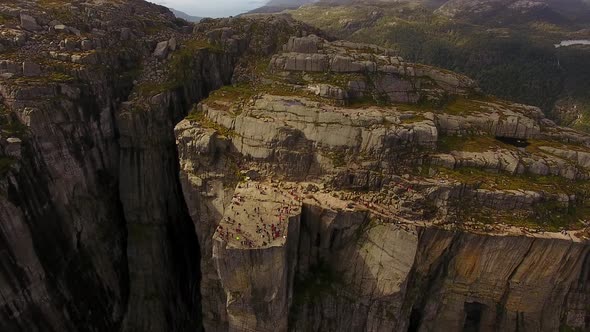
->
[0,1,588,332]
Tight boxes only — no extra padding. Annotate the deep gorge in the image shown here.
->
[0,1,588,332]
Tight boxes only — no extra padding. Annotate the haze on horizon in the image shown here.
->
[153,0,268,18]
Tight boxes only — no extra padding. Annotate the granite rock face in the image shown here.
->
[0,1,204,330]
[1,1,589,332]
[0,2,319,331]
[175,26,590,332]
[270,35,477,105]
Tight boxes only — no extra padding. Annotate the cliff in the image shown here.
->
[0,1,318,330]
[175,33,590,331]
[0,1,588,331]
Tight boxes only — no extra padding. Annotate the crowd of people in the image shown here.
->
[215,181,303,248]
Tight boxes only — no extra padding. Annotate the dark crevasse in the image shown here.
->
[0,50,234,332]
[0,10,323,331]
[116,49,235,331]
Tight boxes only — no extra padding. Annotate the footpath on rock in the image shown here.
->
[0,1,588,332]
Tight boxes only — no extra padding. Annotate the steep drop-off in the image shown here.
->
[0,1,588,332]
[0,1,318,330]
[176,33,590,331]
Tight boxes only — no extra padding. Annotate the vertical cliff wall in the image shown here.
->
[117,49,235,331]
[404,229,590,332]
[2,2,589,331]
[0,1,235,330]
[1,4,324,330]
[290,216,590,332]
[0,58,130,331]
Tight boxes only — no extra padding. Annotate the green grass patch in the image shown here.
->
[204,84,256,105]
[38,0,76,23]
[135,81,179,97]
[459,204,586,232]
[443,96,484,115]
[327,150,346,168]
[185,108,235,138]
[135,39,222,97]
[48,72,75,82]
[435,166,588,194]
[400,114,427,124]
[438,135,516,153]
[526,139,590,154]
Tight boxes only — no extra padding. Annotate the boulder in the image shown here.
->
[64,38,78,51]
[309,84,348,101]
[5,137,22,158]
[284,35,321,53]
[22,61,41,77]
[330,55,363,73]
[168,37,177,51]
[20,13,41,31]
[120,27,131,41]
[153,40,169,59]
[81,39,93,51]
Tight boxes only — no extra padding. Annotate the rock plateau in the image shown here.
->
[0,1,588,332]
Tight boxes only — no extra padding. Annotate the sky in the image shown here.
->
[153,0,268,18]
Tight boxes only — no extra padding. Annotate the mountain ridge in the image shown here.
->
[169,8,202,22]
[288,0,590,131]
[248,0,318,13]
[0,0,588,331]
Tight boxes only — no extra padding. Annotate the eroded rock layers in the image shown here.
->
[0,1,317,331]
[176,34,590,332]
[0,1,588,332]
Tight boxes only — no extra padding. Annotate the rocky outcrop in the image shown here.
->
[270,35,477,105]
[212,185,302,331]
[0,2,320,331]
[1,2,589,332]
[175,25,590,332]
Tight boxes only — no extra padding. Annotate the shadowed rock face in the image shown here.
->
[291,223,590,332]
[0,1,589,332]
[0,1,321,331]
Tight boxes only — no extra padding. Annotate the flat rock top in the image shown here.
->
[213,181,302,249]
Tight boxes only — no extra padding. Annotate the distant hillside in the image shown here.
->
[435,0,590,22]
[170,8,202,22]
[266,0,316,5]
[248,0,317,14]
[289,0,590,130]
[316,0,590,19]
